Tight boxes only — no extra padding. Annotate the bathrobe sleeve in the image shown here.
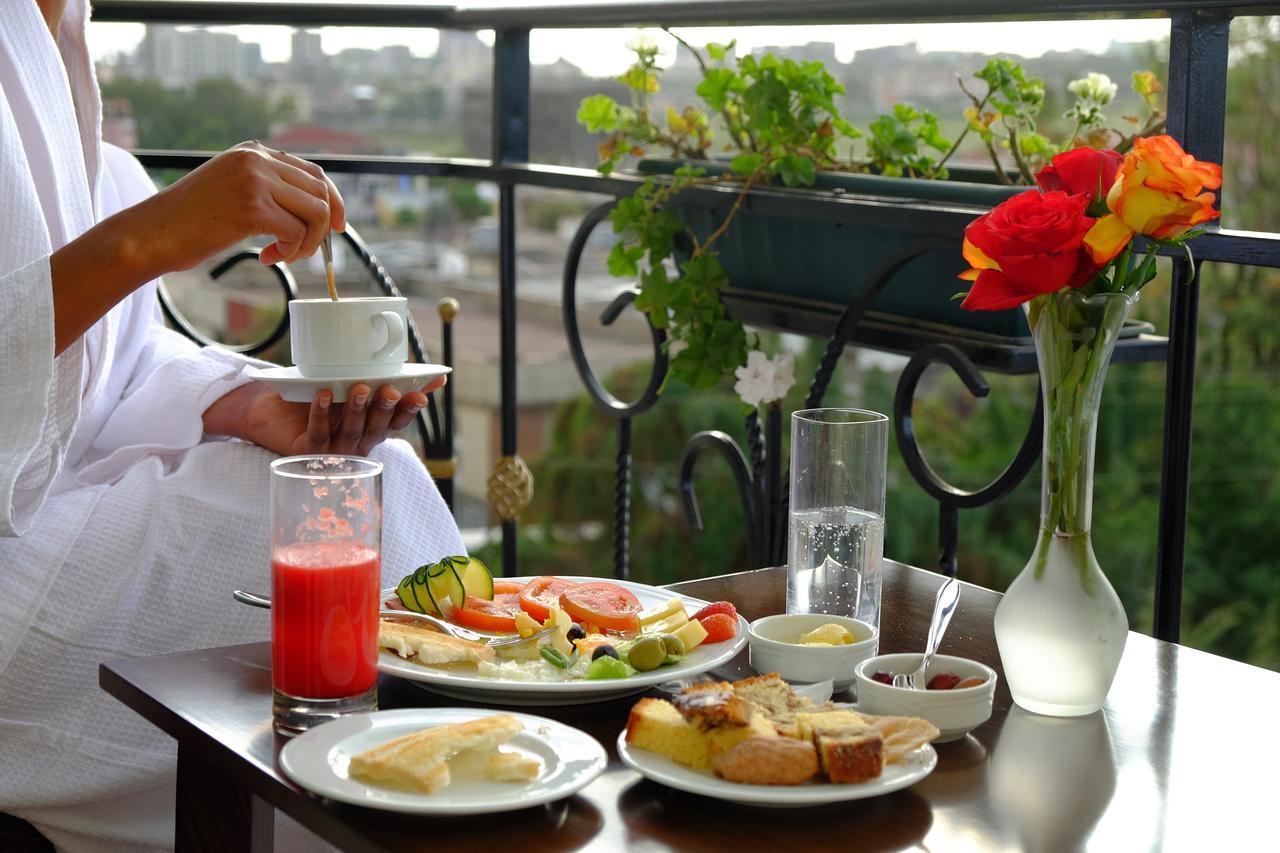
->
[70,145,269,488]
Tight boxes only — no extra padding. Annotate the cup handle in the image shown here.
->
[371,311,406,361]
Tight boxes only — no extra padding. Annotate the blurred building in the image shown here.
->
[136,26,262,87]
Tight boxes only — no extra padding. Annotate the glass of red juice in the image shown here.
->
[270,455,382,733]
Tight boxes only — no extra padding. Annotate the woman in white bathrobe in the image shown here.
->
[0,1,464,849]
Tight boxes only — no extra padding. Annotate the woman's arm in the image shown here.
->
[49,141,344,356]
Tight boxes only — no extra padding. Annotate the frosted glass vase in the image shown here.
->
[994,290,1135,717]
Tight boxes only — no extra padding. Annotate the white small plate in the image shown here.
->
[378,576,749,706]
[279,707,607,815]
[248,363,451,403]
[617,731,936,807]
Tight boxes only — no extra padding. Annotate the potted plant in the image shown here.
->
[578,36,1167,396]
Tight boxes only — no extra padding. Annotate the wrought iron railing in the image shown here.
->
[92,0,1280,644]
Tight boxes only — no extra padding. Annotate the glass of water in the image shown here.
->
[787,408,888,637]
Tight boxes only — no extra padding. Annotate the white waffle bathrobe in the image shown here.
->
[0,3,463,850]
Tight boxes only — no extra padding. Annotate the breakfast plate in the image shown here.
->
[279,707,607,815]
[248,363,451,403]
[378,576,749,705]
[617,731,937,807]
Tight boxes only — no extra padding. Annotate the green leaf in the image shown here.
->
[707,42,727,61]
[606,241,644,277]
[577,95,619,133]
[696,68,737,111]
[778,153,817,187]
[730,152,764,176]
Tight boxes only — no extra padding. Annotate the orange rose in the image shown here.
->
[1084,134,1222,263]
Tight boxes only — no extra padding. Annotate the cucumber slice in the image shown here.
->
[425,561,466,611]
[397,565,441,615]
[454,556,494,601]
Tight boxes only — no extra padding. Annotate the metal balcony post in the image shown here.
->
[489,28,532,577]
[1155,10,1230,643]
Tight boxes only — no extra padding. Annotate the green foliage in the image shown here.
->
[578,41,1167,391]
[100,76,275,151]
[866,104,951,178]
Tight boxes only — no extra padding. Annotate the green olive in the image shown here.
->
[628,636,667,672]
[660,634,686,656]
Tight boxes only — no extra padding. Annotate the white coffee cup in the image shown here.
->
[288,297,408,378]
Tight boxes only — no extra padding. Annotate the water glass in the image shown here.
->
[787,409,888,636]
[270,455,383,734]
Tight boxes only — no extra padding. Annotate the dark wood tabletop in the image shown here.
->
[100,562,1280,852]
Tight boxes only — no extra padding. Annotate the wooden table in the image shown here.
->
[100,562,1280,851]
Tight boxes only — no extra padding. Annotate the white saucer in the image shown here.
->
[247,363,451,403]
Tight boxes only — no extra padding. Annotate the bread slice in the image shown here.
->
[815,731,884,783]
[349,714,521,793]
[795,710,871,743]
[672,681,758,729]
[626,698,711,770]
[711,735,819,785]
[379,620,495,665]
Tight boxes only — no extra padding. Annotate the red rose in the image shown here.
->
[959,190,1101,311]
[1035,147,1123,206]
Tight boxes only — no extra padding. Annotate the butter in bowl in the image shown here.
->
[747,613,878,690]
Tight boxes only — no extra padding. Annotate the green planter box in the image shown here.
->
[638,159,1031,340]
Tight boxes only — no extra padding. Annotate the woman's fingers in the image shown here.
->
[269,181,330,262]
[422,375,448,395]
[357,386,401,456]
[271,149,347,232]
[388,391,429,432]
[302,391,333,451]
[332,384,372,454]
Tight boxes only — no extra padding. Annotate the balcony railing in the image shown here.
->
[91,0,1279,645]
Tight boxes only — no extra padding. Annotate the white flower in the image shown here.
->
[1067,73,1117,106]
[734,350,797,408]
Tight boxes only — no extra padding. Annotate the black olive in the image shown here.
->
[566,624,587,643]
[591,644,619,661]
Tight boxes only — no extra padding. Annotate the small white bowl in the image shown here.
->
[854,653,997,743]
[748,613,878,689]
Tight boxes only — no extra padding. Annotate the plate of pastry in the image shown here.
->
[616,673,938,806]
[279,708,607,814]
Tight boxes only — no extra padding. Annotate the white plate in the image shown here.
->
[248,363,451,403]
[617,731,937,807]
[279,707,606,815]
[378,576,748,705]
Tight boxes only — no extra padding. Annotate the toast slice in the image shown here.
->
[815,731,885,783]
[379,620,496,665]
[348,714,521,793]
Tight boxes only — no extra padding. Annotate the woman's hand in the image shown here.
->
[130,140,346,277]
[203,378,445,457]
[51,141,345,354]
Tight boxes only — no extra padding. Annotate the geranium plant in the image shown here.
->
[578,36,1168,409]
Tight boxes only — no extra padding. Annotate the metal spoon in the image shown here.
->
[231,589,555,649]
[893,576,960,690]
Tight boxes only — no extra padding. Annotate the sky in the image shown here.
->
[88,18,1171,77]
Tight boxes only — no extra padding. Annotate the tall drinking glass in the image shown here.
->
[787,409,888,638]
[270,455,382,733]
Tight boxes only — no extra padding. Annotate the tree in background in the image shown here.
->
[101,77,283,152]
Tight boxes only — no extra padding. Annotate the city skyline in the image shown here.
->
[89,18,1170,77]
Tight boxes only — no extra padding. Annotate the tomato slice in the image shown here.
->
[518,576,581,622]
[451,581,524,633]
[559,582,642,633]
